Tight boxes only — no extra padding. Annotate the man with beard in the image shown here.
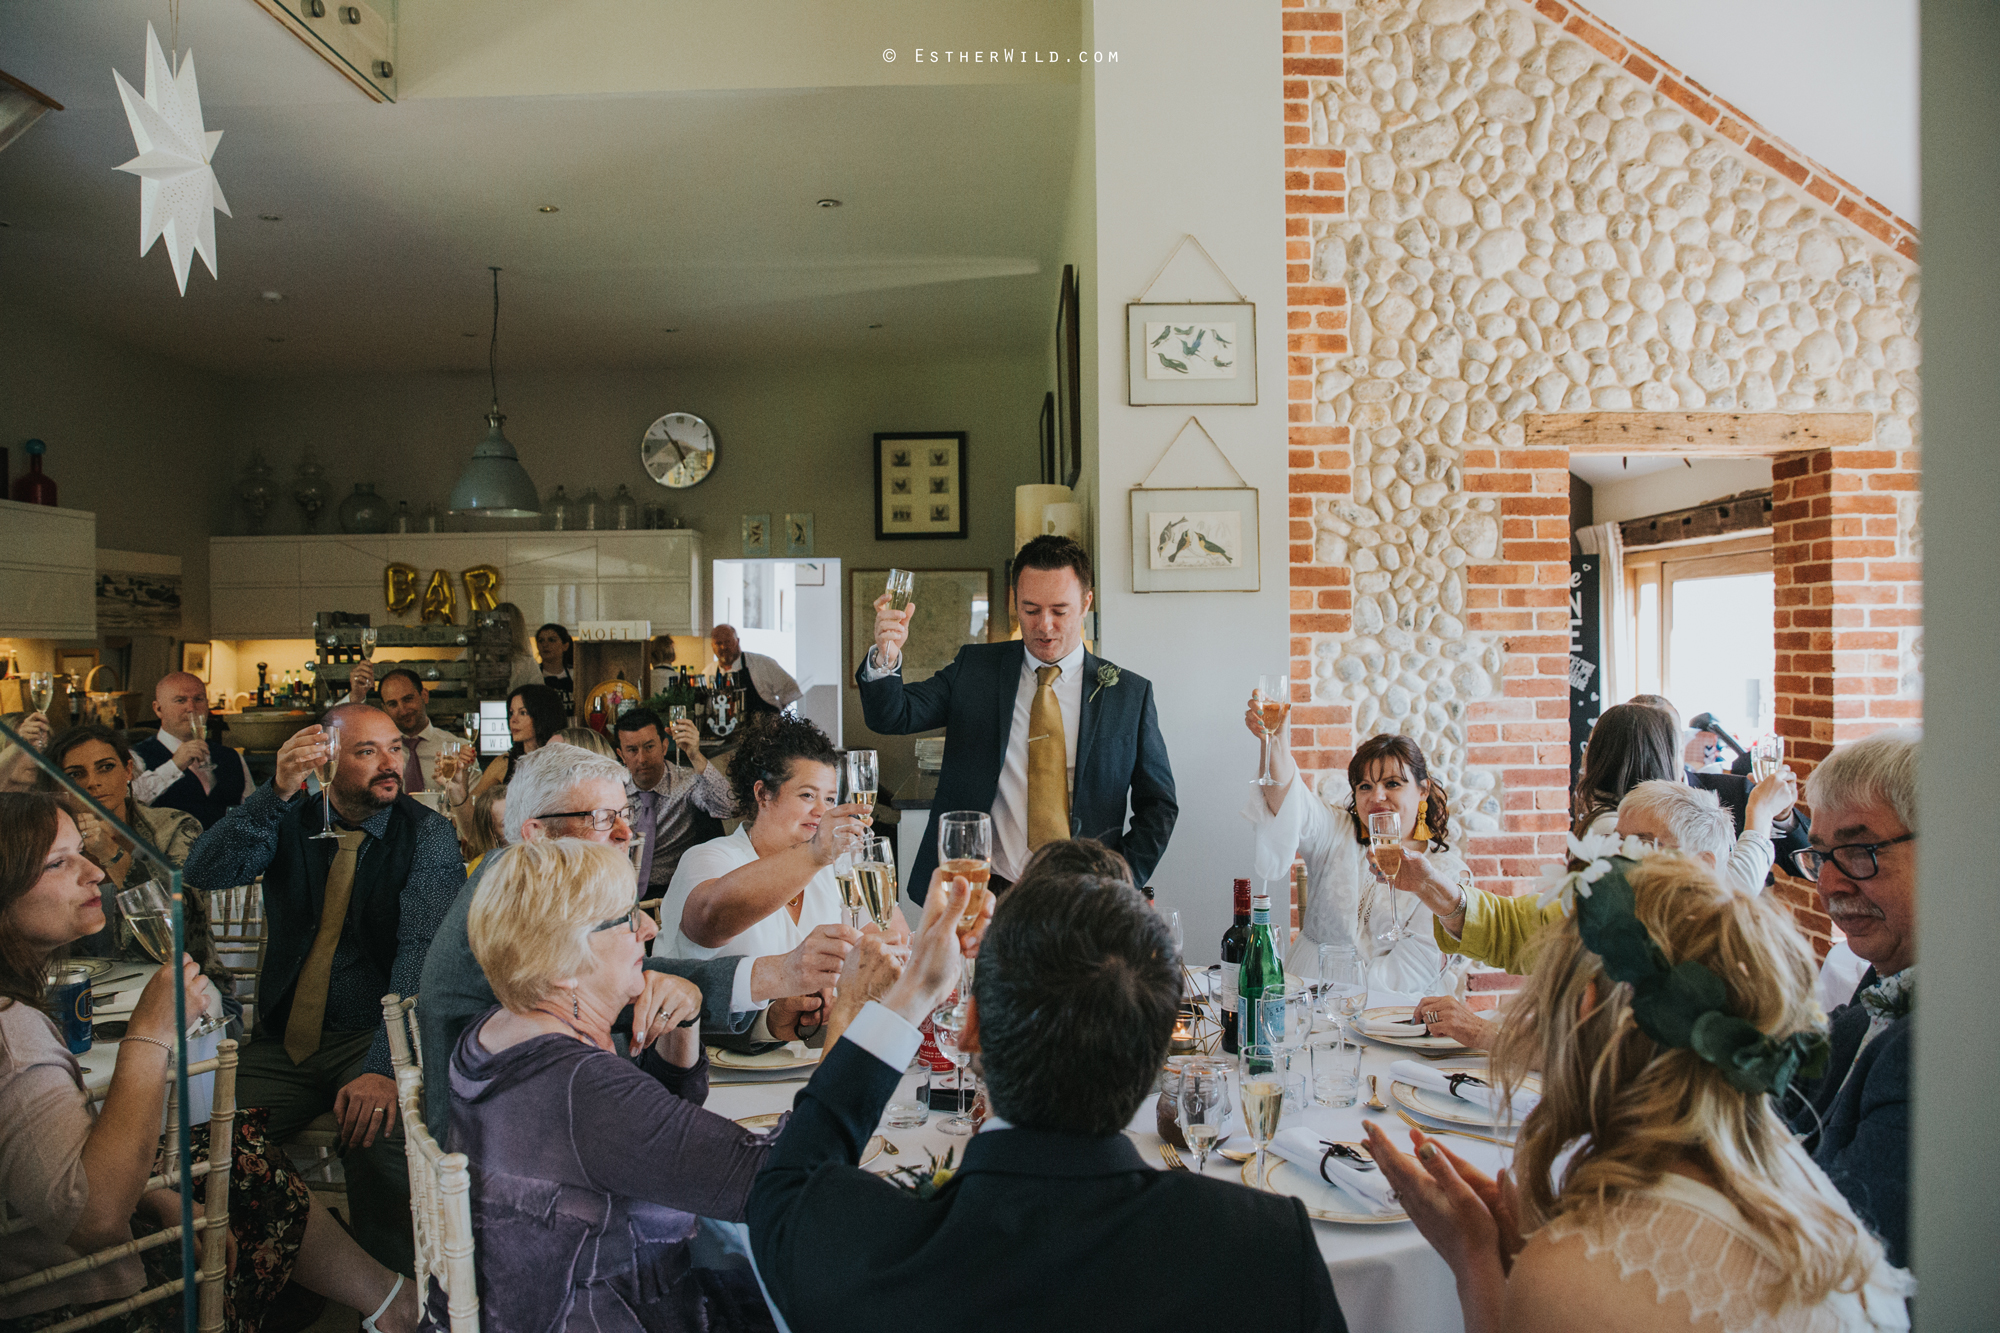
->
[1784,729,1919,1268]
[183,702,463,1272]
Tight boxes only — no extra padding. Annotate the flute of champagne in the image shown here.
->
[1241,1072,1285,1186]
[311,724,344,841]
[27,673,54,715]
[854,835,900,932]
[1752,733,1785,783]
[1251,674,1290,787]
[1367,810,1412,943]
[115,881,224,1038]
[938,811,992,991]
[843,749,878,820]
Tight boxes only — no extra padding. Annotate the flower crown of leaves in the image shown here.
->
[1534,832,1828,1098]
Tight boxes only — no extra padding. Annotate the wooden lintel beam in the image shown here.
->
[1526,412,1876,454]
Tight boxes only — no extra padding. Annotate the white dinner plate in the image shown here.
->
[709,1042,822,1072]
[734,1111,880,1166]
[1390,1070,1541,1128]
[1356,1006,1467,1052]
[63,958,119,981]
[1242,1147,1407,1225]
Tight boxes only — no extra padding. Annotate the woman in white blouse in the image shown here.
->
[657,714,874,967]
[1242,708,1464,994]
[1364,852,1910,1333]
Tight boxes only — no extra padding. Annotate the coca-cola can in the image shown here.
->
[45,965,93,1054]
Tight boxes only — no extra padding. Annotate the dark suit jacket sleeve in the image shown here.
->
[1819,1029,1911,1267]
[856,650,961,736]
[1294,1201,1348,1333]
[643,954,756,1036]
[748,1037,906,1318]
[1121,677,1179,886]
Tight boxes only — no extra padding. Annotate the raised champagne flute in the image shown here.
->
[27,672,54,715]
[854,835,900,932]
[1251,674,1290,786]
[311,722,344,840]
[116,881,224,1038]
[885,568,914,612]
[1367,810,1412,942]
[937,811,993,990]
[1752,732,1785,783]
[833,846,864,931]
[930,998,976,1135]
[843,750,878,823]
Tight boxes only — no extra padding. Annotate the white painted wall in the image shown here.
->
[1580,0,1919,222]
[1085,0,1287,961]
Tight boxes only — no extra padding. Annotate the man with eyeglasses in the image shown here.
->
[1782,729,1918,1269]
[416,743,849,1138]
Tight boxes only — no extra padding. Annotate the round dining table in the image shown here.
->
[705,989,1508,1333]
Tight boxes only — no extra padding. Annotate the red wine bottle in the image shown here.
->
[12,439,57,507]
[1219,878,1252,1054]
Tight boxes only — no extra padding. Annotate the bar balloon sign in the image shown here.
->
[385,564,502,623]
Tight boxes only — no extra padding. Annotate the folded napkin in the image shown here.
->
[1360,1012,1437,1038]
[1390,1060,1539,1121]
[1269,1127,1401,1216]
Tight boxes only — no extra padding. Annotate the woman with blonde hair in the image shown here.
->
[1363,851,1911,1332]
[453,838,775,1332]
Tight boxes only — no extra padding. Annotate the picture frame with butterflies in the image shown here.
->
[1126,301,1257,405]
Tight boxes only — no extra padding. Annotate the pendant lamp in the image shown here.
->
[449,266,540,517]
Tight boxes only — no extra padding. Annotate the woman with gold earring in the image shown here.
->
[1242,720,1465,994]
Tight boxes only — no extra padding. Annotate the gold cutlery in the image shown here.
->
[1158,1143,1189,1171]
[1365,1074,1388,1111]
[1392,1107,1514,1147]
[880,1139,900,1156]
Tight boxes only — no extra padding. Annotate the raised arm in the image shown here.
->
[180,779,292,891]
[854,594,959,735]
[678,808,864,947]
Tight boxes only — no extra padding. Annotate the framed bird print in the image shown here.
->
[874,432,968,540]
[1126,301,1257,405]
[1129,486,1260,592]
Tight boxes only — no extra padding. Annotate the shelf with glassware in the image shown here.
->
[312,612,512,733]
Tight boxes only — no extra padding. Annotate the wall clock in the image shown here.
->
[641,413,716,488]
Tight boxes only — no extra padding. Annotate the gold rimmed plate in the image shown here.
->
[67,958,120,981]
[734,1111,880,1166]
[1356,1006,1466,1052]
[709,1042,821,1072]
[1389,1070,1540,1129]
[1241,1144,1407,1225]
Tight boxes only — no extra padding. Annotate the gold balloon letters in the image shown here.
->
[384,562,504,623]
[420,569,458,624]
[462,565,502,612]
[385,563,420,614]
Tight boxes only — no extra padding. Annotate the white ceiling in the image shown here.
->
[0,0,1080,376]
[1568,454,1693,485]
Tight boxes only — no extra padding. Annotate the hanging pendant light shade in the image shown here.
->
[450,266,540,517]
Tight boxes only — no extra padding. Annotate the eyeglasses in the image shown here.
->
[1790,832,1915,882]
[591,906,641,935]
[536,805,636,832]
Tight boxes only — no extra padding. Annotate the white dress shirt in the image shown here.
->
[400,723,458,792]
[861,639,1084,880]
[131,729,256,806]
[990,643,1084,881]
[654,827,845,980]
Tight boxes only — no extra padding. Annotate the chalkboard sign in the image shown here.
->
[1569,554,1602,787]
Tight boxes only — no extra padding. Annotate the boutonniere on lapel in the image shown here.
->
[1861,969,1913,1022]
[1090,661,1121,703]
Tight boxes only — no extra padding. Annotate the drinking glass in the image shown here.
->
[885,568,915,612]
[311,723,344,840]
[938,811,993,991]
[27,672,54,714]
[1239,1059,1285,1186]
[115,881,224,1038]
[1250,674,1291,786]
[1316,943,1367,1034]
[855,835,899,932]
[832,846,864,931]
[843,750,879,820]
[930,1000,976,1135]
[1177,1060,1233,1175]
[1752,733,1785,783]
[1311,1031,1364,1108]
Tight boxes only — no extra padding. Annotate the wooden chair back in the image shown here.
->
[384,993,479,1333]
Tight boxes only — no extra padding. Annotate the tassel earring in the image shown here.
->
[1410,785,1435,843]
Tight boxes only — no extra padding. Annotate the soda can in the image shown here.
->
[45,965,93,1054]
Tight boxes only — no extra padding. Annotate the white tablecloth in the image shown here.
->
[707,991,1505,1333]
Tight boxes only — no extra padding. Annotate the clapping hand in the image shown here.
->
[1362,1121,1522,1283]
[871,592,915,671]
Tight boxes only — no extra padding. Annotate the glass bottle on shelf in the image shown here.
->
[292,448,330,532]
[543,486,573,531]
[421,501,443,533]
[577,487,603,531]
[611,483,638,530]
[11,439,57,507]
[235,447,277,533]
[391,500,414,533]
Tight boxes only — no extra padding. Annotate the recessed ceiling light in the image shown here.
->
[867,323,884,329]
[265,336,285,344]
[538,204,560,213]
[261,290,284,303]
[817,198,842,208]
[258,214,282,222]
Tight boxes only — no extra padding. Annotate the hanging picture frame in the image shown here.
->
[1055,265,1082,488]
[1125,235,1257,406]
[1038,391,1056,485]
[874,432,967,540]
[1129,418,1260,592]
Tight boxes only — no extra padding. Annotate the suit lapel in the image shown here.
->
[992,640,1026,766]
[1073,650,1105,786]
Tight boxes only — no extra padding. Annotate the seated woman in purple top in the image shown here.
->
[453,838,778,1333]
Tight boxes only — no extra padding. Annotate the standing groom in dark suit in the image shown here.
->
[857,536,1177,900]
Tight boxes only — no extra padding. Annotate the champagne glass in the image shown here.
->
[833,846,864,931]
[1238,1056,1285,1186]
[885,568,914,612]
[27,672,54,715]
[1367,810,1411,942]
[843,750,878,821]
[1250,674,1290,787]
[938,811,993,992]
[931,999,976,1135]
[1752,732,1785,782]
[311,723,344,840]
[854,835,899,932]
[1177,1060,1232,1175]
[115,881,224,1038]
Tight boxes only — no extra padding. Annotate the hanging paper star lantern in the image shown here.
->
[112,22,230,295]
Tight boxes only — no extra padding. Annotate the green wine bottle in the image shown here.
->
[1238,885,1286,1073]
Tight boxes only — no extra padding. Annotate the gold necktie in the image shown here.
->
[284,828,366,1064]
[1026,664,1069,849]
